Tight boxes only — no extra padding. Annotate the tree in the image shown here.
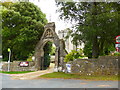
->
[0,7,1,56]
[56,2,120,58]
[2,2,47,61]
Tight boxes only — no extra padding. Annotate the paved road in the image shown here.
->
[1,74,119,88]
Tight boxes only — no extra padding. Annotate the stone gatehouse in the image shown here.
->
[34,22,67,70]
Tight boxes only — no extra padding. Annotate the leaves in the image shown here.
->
[64,50,82,62]
[2,2,47,61]
[57,2,120,57]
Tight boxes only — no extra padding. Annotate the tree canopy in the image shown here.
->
[2,2,47,61]
[56,2,120,58]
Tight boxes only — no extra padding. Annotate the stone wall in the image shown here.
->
[2,61,36,71]
[67,56,119,75]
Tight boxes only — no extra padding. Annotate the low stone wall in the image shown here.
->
[2,61,36,71]
[68,56,119,75]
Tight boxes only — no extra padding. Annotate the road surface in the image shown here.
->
[1,74,119,89]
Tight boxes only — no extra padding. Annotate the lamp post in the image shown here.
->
[8,48,11,72]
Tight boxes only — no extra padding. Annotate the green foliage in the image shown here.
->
[64,50,82,62]
[57,2,120,58]
[0,71,34,74]
[43,41,52,69]
[44,53,50,69]
[2,2,47,61]
[113,52,120,56]
[1,2,13,8]
[11,2,47,23]
[77,48,84,56]
[83,42,92,58]
[27,56,32,61]
[0,7,1,55]
[50,47,56,55]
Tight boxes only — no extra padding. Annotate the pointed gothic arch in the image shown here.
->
[34,22,67,70]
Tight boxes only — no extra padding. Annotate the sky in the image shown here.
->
[29,0,72,33]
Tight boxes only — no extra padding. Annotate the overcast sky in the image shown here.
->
[29,0,72,33]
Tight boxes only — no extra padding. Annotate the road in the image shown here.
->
[1,74,119,89]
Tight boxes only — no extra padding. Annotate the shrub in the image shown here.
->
[114,52,120,56]
[27,56,32,61]
[50,47,56,55]
[64,50,82,62]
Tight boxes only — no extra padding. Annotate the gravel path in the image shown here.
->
[10,63,54,80]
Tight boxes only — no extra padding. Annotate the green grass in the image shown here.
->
[0,71,34,74]
[40,72,119,81]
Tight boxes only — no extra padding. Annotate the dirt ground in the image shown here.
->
[10,63,55,80]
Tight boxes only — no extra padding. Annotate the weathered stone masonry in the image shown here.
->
[34,22,67,70]
[68,56,119,75]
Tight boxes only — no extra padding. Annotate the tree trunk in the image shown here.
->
[92,35,99,58]
[92,2,99,58]
[99,39,104,55]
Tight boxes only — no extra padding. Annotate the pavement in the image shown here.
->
[0,63,119,89]
[1,74,119,88]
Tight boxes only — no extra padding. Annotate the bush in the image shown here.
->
[64,50,83,62]
[83,42,92,58]
[113,52,120,56]
[27,56,32,61]
[50,47,56,55]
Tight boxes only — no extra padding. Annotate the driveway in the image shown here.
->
[10,63,55,80]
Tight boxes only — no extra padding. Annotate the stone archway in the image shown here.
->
[34,22,67,71]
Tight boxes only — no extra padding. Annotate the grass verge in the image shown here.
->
[40,72,119,81]
[0,71,34,74]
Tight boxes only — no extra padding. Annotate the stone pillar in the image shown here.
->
[54,47,59,68]
[34,48,44,70]
[34,51,40,70]
[41,56,44,70]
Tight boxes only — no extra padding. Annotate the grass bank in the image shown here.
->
[0,71,34,74]
[40,72,119,81]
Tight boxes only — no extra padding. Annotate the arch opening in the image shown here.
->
[42,41,56,70]
[34,22,67,71]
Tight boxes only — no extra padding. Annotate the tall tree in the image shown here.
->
[56,2,120,58]
[2,2,47,61]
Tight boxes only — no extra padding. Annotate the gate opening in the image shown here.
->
[34,22,67,71]
[43,41,56,70]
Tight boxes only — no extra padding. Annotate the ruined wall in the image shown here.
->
[2,61,35,71]
[68,56,119,75]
